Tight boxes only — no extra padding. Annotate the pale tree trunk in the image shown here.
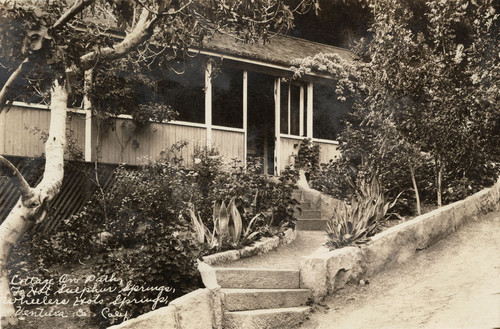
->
[435,155,443,208]
[0,80,67,327]
[409,165,422,216]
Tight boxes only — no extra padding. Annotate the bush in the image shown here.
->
[294,138,320,180]
[10,146,300,326]
[89,228,202,327]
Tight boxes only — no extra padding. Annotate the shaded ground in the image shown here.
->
[300,210,500,329]
[217,230,326,269]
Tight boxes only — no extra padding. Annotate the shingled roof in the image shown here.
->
[200,32,356,69]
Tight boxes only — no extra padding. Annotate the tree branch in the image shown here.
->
[0,155,32,200]
[0,0,96,112]
[52,0,97,30]
[80,8,157,70]
[0,58,30,112]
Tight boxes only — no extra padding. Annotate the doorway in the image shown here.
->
[247,72,276,175]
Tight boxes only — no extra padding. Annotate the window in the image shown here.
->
[280,81,305,136]
[157,58,205,123]
[313,83,349,140]
[212,66,243,128]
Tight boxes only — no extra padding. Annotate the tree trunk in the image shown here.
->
[0,80,67,327]
[410,165,421,216]
[435,156,443,208]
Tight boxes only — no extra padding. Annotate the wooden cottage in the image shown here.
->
[0,33,354,175]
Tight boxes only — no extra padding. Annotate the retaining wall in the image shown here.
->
[300,178,500,300]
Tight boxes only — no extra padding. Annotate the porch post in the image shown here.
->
[274,78,281,175]
[83,69,93,162]
[287,83,291,135]
[299,85,304,136]
[243,70,248,166]
[205,61,212,146]
[306,82,313,139]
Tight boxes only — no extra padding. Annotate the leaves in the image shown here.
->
[325,175,394,250]
[295,0,499,211]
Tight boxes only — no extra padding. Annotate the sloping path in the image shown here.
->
[299,210,500,329]
[217,231,326,269]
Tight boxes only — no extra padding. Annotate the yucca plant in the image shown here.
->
[325,175,400,250]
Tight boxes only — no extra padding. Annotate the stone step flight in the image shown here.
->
[215,267,312,329]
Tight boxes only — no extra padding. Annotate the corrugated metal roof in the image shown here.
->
[0,156,117,233]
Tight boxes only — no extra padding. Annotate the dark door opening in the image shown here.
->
[247,72,275,175]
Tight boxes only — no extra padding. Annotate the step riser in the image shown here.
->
[295,210,322,219]
[215,269,300,289]
[223,289,311,311]
[223,307,311,329]
[297,202,313,210]
[296,219,328,231]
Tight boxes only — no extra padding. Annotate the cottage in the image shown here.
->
[0,33,354,175]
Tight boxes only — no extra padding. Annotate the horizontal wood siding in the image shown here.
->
[66,112,86,159]
[1,105,50,158]
[212,129,245,164]
[279,137,341,171]
[315,141,341,164]
[95,119,206,167]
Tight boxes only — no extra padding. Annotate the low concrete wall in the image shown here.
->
[300,178,500,300]
[107,288,220,329]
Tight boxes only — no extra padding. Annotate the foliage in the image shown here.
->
[0,0,319,111]
[293,0,500,212]
[188,199,262,252]
[294,138,320,178]
[89,228,202,327]
[10,146,300,325]
[325,175,397,249]
[192,147,299,230]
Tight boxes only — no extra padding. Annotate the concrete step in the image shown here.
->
[296,202,313,210]
[222,288,311,311]
[291,191,303,201]
[296,219,328,231]
[223,306,311,329]
[295,209,322,219]
[215,268,300,289]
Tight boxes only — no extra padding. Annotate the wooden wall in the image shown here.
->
[279,135,341,172]
[0,105,85,159]
[279,136,301,171]
[212,129,245,164]
[315,141,341,165]
[1,105,338,171]
[94,119,207,167]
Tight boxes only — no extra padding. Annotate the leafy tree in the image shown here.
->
[0,0,318,325]
[294,0,499,210]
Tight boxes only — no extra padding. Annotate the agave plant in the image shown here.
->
[325,175,401,250]
[188,197,262,251]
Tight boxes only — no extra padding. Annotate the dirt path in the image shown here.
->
[300,210,500,329]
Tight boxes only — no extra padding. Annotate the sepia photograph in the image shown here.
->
[0,0,499,328]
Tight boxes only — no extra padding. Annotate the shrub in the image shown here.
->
[294,138,320,179]
[89,228,202,327]
[11,147,300,326]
